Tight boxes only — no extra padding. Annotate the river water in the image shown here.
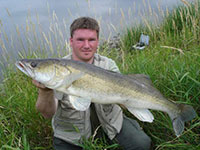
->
[0,0,190,78]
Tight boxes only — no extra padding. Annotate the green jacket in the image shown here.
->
[52,53,123,145]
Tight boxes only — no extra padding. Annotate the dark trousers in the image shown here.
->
[53,116,151,150]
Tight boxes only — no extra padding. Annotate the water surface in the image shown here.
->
[0,0,186,77]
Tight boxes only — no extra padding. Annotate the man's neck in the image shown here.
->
[85,58,94,64]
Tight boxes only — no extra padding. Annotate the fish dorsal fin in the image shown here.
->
[126,107,154,123]
[127,74,153,86]
[127,74,165,99]
[69,95,91,111]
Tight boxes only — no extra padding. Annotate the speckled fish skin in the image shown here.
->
[15,58,196,137]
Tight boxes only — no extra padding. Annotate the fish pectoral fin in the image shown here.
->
[64,72,85,87]
[69,95,91,111]
[56,72,85,89]
[126,107,154,122]
[47,72,85,89]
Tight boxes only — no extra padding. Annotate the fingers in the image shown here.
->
[32,80,48,89]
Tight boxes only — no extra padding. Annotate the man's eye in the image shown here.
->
[89,39,96,41]
[77,38,84,41]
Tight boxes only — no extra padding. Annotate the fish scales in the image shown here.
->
[61,60,177,107]
[49,59,178,115]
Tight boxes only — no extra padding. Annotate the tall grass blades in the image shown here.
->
[160,0,200,47]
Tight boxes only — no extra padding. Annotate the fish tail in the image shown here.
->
[172,104,196,137]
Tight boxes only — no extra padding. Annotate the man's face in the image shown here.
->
[70,29,99,63]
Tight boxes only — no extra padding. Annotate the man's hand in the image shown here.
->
[32,80,52,91]
[33,79,57,118]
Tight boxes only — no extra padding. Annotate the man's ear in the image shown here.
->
[69,37,73,46]
[97,38,99,45]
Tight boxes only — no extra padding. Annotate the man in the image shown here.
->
[33,17,151,150]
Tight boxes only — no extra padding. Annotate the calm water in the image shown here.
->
[0,0,183,36]
[0,0,188,78]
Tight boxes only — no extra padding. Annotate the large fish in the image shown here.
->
[15,58,196,137]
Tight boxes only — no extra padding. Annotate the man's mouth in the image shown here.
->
[81,50,92,55]
[81,50,92,52]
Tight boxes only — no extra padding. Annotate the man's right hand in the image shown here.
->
[32,80,52,91]
[33,80,57,118]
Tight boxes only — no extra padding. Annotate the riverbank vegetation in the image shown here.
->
[0,0,199,149]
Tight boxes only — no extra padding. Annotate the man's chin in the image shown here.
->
[81,52,93,57]
[82,51,92,55]
[80,55,93,62]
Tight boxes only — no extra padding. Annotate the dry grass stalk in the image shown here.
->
[160,46,185,55]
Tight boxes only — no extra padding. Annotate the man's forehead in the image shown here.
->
[73,29,98,37]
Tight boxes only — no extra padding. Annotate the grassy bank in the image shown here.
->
[0,0,200,149]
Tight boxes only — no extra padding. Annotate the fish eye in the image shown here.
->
[30,62,37,68]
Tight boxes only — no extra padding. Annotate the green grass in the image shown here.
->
[116,46,200,150]
[0,0,200,149]
[0,72,53,149]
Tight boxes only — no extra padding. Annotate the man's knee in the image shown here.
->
[115,116,152,150]
[137,134,151,150]
[126,130,151,150]
[116,133,151,150]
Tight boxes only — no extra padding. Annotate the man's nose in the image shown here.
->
[83,40,90,48]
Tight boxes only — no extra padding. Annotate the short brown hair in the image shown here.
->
[70,17,100,38]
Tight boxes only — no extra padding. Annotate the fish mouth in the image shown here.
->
[15,61,33,77]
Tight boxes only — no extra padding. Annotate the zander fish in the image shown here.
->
[15,58,196,137]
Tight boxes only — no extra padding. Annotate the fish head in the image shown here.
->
[15,59,71,88]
